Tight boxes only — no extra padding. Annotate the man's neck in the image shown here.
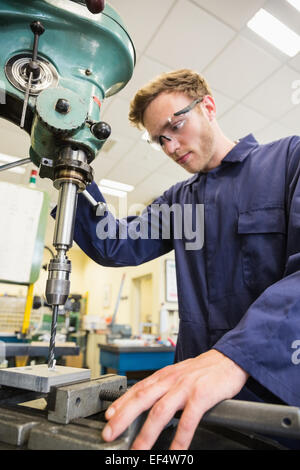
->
[207,132,237,172]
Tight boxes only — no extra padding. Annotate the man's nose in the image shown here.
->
[164,137,180,156]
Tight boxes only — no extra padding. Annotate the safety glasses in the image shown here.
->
[146,98,202,151]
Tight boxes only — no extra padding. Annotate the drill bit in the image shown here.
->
[48,305,59,369]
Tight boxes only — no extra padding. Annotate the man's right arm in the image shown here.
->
[54,180,174,267]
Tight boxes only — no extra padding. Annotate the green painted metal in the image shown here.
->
[0,0,135,163]
[31,87,89,162]
[0,0,135,286]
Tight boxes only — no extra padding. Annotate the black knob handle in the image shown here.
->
[85,0,105,14]
[90,121,111,140]
[26,20,45,79]
[30,20,45,37]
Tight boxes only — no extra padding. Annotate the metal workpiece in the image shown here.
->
[48,374,127,424]
[0,364,91,393]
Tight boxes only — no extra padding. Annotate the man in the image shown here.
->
[72,69,300,449]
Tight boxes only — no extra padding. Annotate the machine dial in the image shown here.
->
[5,53,59,96]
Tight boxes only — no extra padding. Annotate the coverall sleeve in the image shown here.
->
[60,181,173,267]
[214,137,300,406]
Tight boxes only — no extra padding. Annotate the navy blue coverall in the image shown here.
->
[70,134,300,412]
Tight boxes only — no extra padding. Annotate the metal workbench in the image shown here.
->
[2,343,79,358]
[98,343,175,376]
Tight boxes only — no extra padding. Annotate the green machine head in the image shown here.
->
[0,0,135,368]
[0,0,135,174]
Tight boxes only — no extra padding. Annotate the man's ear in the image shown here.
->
[201,95,216,122]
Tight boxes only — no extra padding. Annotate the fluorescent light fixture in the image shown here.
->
[99,179,134,192]
[99,186,127,198]
[0,153,26,174]
[247,8,300,57]
[286,0,300,13]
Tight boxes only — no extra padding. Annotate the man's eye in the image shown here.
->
[172,120,185,131]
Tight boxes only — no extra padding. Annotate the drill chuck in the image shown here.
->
[46,257,71,306]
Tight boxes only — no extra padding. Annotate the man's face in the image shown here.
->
[143,92,216,174]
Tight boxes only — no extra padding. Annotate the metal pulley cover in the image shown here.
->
[36,87,88,134]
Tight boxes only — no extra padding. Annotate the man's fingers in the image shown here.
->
[102,375,173,442]
[130,388,187,450]
[169,398,204,450]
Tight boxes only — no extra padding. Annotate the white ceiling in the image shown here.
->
[1,0,300,214]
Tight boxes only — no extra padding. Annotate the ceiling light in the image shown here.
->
[247,8,300,57]
[99,179,134,192]
[286,0,300,13]
[99,186,127,198]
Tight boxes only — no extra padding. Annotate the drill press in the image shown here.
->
[0,0,135,372]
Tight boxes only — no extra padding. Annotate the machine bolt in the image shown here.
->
[55,99,70,114]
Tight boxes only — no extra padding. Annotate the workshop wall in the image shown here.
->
[0,240,178,335]
[80,250,177,335]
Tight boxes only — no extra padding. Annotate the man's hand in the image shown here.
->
[102,349,249,450]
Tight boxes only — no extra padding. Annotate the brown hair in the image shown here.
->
[129,69,212,130]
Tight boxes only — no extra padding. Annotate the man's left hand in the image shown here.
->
[102,349,249,450]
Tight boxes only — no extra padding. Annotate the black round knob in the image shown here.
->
[85,0,105,14]
[30,21,45,36]
[91,121,111,140]
[55,99,70,114]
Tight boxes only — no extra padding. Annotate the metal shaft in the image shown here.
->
[53,182,78,250]
[0,158,31,172]
[48,305,59,369]
[46,147,90,370]
[20,71,33,129]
